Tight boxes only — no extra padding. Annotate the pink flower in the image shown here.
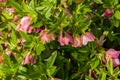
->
[106,48,120,67]
[71,35,82,48]
[6,50,12,56]
[81,32,95,45]
[13,15,18,22]
[20,38,26,43]
[39,29,55,43]
[106,49,120,59]
[0,0,6,2]
[58,31,73,46]
[16,16,32,33]
[104,9,113,19]
[112,58,120,67]
[22,54,36,65]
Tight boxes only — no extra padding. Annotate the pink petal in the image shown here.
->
[106,49,120,59]
[82,32,95,45]
[13,15,18,22]
[6,51,12,56]
[72,36,82,47]
[112,58,120,67]
[40,30,55,43]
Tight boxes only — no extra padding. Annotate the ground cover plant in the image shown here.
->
[0,0,120,80]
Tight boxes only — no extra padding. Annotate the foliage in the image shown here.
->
[0,0,120,80]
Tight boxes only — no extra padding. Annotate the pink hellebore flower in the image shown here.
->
[106,48,120,67]
[39,30,55,43]
[13,15,18,22]
[104,9,113,19]
[0,0,6,2]
[106,49,120,59]
[22,54,36,65]
[16,16,32,33]
[81,32,95,45]
[71,35,82,48]
[58,31,73,46]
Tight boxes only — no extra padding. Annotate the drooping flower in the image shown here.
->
[106,49,120,59]
[81,32,95,45]
[71,35,82,48]
[39,29,55,43]
[104,9,113,19]
[22,54,36,65]
[58,31,73,46]
[13,15,18,22]
[106,48,120,67]
[16,16,32,33]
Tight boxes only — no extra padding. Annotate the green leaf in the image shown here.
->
[101,72,106,80]
[32,21,43,28]
[18,66,27,73]
[85,76,94,80]
[8,0,22,11]
[113,19,120,28]
[90,58,100,69]
[70,72,81,80]
[94,0,103,4]
[29,0,35,8]
[114,10,120,20]
[19,31,31,42]
[35,43,45,55]
[108,33,115,42]
[107,59,113,75]
[46,51,57,68]
[3,54,13,68]
[10,30,17,49]
[47,66,56,75]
